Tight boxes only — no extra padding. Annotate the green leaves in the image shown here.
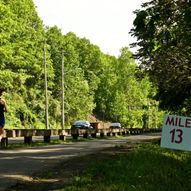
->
[0,0,47,128]
[133,10,147,32]
[131,0,191,112]
[1,0,160,129]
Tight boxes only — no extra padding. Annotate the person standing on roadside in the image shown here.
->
[0,88,7,143]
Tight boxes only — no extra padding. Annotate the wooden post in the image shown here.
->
[1,137,8,147]
[91,133,96,138]
[83,133,88,138]
[44,135,51,143]
[24,136,32,144]
[72,134,79,140]
[59,135,66,141]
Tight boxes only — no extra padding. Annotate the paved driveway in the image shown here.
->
[0,133,161,191]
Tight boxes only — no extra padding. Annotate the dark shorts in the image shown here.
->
[0,116,5,127]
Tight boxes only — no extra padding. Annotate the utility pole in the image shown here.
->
[155,101,157,128]
[61,52,64,129]
[44,40,49,129]
[148,98,150,129]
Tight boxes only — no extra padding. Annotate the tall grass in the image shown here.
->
[58,143,191,191]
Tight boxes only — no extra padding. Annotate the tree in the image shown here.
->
[0,0,161,128]
[46,28,97,125]
[130,0,191,112]
[94,47,157,127]
[0,0,53,128]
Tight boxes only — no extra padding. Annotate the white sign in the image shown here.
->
[161,114,191,151]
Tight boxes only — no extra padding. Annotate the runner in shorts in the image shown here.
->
[0,88,7,143]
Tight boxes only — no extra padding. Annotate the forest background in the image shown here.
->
[0,0,177,130]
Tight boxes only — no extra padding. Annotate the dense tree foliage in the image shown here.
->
[0,0,163,129]
[131,0,191,114]
[0,0,54,128]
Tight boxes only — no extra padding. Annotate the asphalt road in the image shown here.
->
[0,133,161,191]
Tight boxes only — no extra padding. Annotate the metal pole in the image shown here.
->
[44,40,49,129]
[61,52,64,129]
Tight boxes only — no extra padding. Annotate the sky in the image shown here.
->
[33,0,146,57]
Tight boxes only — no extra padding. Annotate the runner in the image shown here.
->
[0,88,7,144]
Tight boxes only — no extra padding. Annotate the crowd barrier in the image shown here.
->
[1,128,162,147]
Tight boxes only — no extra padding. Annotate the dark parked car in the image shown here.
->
[110,122,122,129]
[72,120,93,129]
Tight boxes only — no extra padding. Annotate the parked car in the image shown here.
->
[110,122,122,129]
[72,120,93,129]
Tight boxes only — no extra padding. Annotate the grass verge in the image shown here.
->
[9,140,191,191]
[3,134,128,150]
[57,143,191,191]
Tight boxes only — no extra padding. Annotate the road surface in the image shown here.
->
[0,133,161,191]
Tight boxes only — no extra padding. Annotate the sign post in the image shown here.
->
[161,114,191,151]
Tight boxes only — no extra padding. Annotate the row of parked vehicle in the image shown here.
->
[72,120,122,129]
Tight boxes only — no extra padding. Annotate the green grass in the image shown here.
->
[57,143,191,191]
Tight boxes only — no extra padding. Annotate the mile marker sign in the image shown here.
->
[161,114,191,151]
